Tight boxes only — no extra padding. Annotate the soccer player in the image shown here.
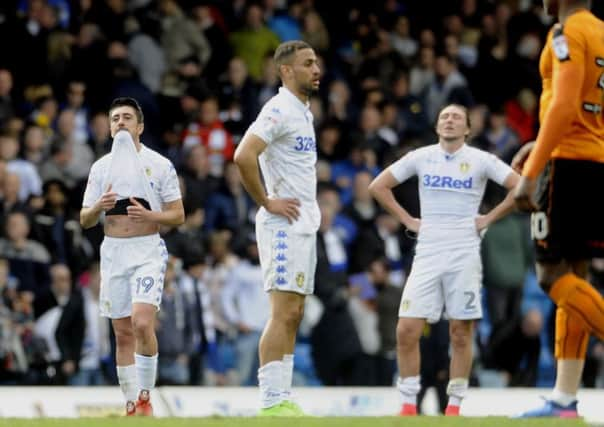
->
[369,104,520,416]
[513,0,604,418]
[80,97,184,416]
[234,40,320,417]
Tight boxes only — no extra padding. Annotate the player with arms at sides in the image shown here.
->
[80,97,184,416]
[369,104,520,416]
[512,0,604,418]
[234,40,320,417]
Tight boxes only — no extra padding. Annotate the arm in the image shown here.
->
[368,169,419,232]
[511,141,535,173]
[523,26,585,179]
[80,205,103,229]
[479,171,521,228]
[233,134,269,207]
[80,184,117,229]
[234,133,300,223]
[127,198,185,227]
[523,64,582,178]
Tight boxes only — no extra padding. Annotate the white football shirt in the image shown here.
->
[82,144,181,209]
[389,144,513,252]
[246,87,320,233]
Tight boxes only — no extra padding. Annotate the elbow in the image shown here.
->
[549,99,576,120]
[233,147,245,167]
[177,210,186,226]
[79,214,90,229]
[368,180,379,198]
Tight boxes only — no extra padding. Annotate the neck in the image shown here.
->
[559,1,587,23]
[284,83,309,104]
[439,139,465,153]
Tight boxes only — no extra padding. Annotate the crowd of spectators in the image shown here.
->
[0,0,602,393]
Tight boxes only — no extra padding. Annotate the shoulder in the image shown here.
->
[410,144,437,159]
[143,146,175,168]
[90,154,111,171]
[465,145,489,158]
[550,11,594,58]
[564,10,598,34]
[260,94,288,117]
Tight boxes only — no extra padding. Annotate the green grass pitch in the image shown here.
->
[0,417,593,427]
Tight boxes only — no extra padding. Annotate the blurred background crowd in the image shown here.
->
[0,0,602,406]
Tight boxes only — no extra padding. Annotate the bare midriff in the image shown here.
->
[104,214,159,238]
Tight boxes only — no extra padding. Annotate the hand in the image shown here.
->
[514,176,538,212]
[265,198,301,224]
[475,214,489,237]
[511,141,535,173]
[96,184,117,212]
[127,197,151,222]
[405,217,421,233]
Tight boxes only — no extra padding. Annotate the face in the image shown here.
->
[436,105,470,142]
[67,82,85,108]
[51,265,72,295]
[24,126,45,151]
[6,212,29,241]
[109,105,144,140]
[46,183,66,207]
[285,48,321,96]
[199,99,219,125]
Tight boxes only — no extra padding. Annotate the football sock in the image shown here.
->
[135,353,158,392]
[551,388,577,406]
[397,376,421,406]
[258,361,283,409]
[117,364,138,402]
[554,308,589,359]
[446,377,469,407]
[282,354,294,401]
[549,273,604,340]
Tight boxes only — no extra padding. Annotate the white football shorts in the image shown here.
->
[99,234,169,318]
[398,248,482,322]
[256,222,317,295]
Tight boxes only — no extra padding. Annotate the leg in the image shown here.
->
[516,261,589,418]
[112,317,138,412]
[258,290,305,411]
[259,290,304,365]
[538,261,604,340]
[445,319,474,416]
[396,317,425,415]
[131,303,158,357]
[448,319,474,379]
[131,302,158,416]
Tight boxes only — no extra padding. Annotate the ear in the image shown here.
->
[137,122,144,137]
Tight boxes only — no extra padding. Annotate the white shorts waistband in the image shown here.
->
[103,233,161,245]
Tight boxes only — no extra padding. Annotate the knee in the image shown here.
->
[132,316,154,338]
[536,263,572,293]
[278,304,304,330]
[449,322,472,350]
[114,328,135,348]
[396,321,422,348]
